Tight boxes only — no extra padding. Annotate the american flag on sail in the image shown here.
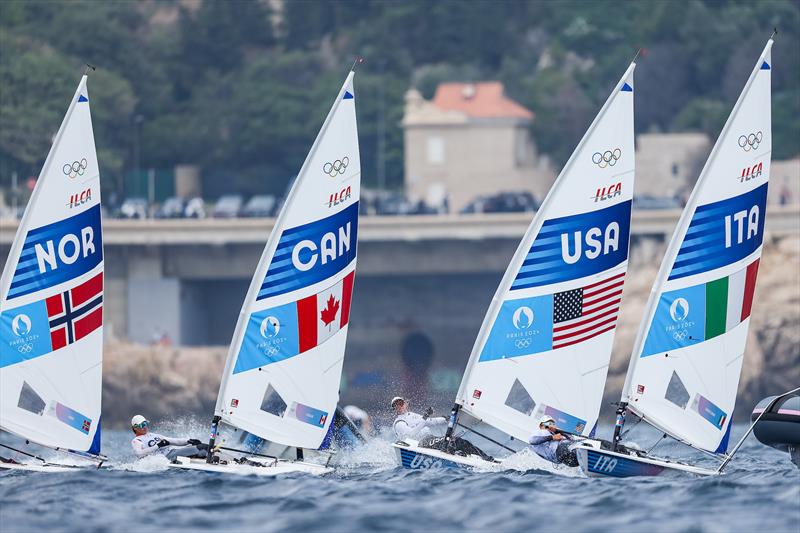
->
[552,272,624,350]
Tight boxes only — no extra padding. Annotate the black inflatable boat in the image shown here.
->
[751,393,800,467]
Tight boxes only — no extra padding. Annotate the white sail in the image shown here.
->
[455,63,636,441]
[213,72,360,450]
[0,76,103,454]
[621,41,773,454]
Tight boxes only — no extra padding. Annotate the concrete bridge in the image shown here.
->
[1,208,798,346]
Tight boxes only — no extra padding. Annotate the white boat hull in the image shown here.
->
[0,461,84,473]
[575,442,718,477]
[166,455,332,477]
[392,440,496,470]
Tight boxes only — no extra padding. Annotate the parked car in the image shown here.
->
[212,194,243,218]
[155,196,186,218]
[184,197,206,218]
[241,195,276,218]
[119,197,148,219]
[460,191,538,214]
[633,196,681,210]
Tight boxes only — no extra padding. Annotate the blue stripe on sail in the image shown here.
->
[760,61,770,70]
[88,417,102,454]
[258,203,359,300]
[668,184,767,281]
[621,82,633,92]
[343,91,354,100]
[8,205,103,299]
[78,95,89,102]
[511,201,631,290]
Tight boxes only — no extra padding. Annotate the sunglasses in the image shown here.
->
[133,421,149,430]
[542,421,555,428]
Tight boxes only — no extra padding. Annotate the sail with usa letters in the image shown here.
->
[169,68,360,476]
[0,73,104,469]
[576,38,774,478]
[392,59,637,469]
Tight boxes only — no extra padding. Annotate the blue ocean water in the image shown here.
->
[1,423,798,532]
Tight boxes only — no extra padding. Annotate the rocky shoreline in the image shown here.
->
[102,236,799,428]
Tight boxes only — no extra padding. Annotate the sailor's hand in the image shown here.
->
[156,439,171,448]
[552,433,563,441]
[187,439,202,445]
[422,407,434,420]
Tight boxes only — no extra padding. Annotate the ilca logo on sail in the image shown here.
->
[67,188,92,209]
[592,182,622,202]
[738,162,763,183]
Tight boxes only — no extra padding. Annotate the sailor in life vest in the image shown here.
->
[391,397,494,462]
[528,415,579,467]
[130,415,208,463]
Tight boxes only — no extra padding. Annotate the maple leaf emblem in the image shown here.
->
[320,294,340,329]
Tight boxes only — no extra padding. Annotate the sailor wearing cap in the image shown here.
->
[528,415,579,467]
[130,414,208,463]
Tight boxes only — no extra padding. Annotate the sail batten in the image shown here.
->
[0,75,103,454]
[621,40,773,454]
[213,71,360,450]
[454,63,636,442]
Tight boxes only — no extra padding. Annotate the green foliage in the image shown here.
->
[0,0,798,197]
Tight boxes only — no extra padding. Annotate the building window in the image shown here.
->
[427,136,444,165]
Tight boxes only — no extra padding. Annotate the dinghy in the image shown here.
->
[0,69,105,471]
[576,37,774,478]
[394,58,637,469]
[169,65,361,476]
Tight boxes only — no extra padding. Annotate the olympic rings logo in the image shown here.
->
[17,343,33,354]
[63,158,88,179]
[738,131,763,152]
[672,330,688,342]
[591,149,621,168]
[323,157,349,177]
[514,339,532,349]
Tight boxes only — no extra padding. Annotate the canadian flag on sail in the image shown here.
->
[297,271,354,353]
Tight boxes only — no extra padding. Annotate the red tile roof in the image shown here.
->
[432,82,533,120]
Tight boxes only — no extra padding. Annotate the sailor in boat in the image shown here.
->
[391,397,494,461]
[130,415,209,463]
[527,415,579,467]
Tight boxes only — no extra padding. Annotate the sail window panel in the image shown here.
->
[18,381,46,415]
[664,371,690,409]
[260,384,287,418]
[505,378,536,415]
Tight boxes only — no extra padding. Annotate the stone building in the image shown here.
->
[402,82,555,212]
[634,132,712,202]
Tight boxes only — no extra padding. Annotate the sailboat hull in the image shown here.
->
[0,461,84,473]
[575,443,717,478]
[392,441,495,470]
[166,455,332,477]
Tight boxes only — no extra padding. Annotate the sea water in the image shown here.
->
[1,423,798,532]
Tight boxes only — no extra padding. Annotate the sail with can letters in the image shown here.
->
[452,61,637,442]
[0,75,103,456]
[211,70,360,450]
[619,39,773,454]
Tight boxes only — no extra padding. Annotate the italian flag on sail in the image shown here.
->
[297,271,355,353]
[705,258,760,339]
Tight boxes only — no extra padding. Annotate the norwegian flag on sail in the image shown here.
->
[46,272,103,350]
[297,271,355,353]
[552,271,624,350]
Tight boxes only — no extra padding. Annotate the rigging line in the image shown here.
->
[455,423,516,453]
[0,442,47,463]
[647,434,667,455]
